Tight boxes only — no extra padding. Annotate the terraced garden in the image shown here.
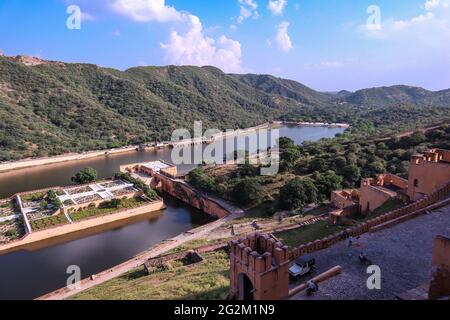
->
[69,197,148,222]
[0,218,25,243]
[20,191,48,203]
[0,200,18,218]
[29,214,69,232]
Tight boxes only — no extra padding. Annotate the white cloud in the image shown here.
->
[110,0,182,22]
[275,21,293,52]
[95,0,244,72]
[237,0,259,24]
[268,0,287,15]
[360,0,450,45]
[425,0,442,11]
[160,15,242,73]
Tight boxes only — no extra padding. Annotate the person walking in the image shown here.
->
[348,236,354,248]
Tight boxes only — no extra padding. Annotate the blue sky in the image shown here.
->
[0,0,449,91]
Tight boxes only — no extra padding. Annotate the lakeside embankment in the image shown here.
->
[0,146,142,173]
[0,122,349,173]
[0,200,165,255]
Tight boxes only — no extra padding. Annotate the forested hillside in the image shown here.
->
[0,55,449,161]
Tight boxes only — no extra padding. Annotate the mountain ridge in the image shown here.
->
[0,54,449,161]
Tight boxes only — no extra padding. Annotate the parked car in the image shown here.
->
[289,254,316,280]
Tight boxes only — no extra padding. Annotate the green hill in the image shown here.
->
[344,85,448,107]
[0,55,449,161]
[0,57,301,160]
[230,73,331,106]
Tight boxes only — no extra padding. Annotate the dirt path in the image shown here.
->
[374,123,447,142]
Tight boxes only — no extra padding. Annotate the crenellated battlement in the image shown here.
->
[231,234,291,267]
[229,234,291,300]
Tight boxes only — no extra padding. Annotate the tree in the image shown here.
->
[294,158,310,175]
[52,198,62,209]
[238,163,259,177]
[309,158,327,173]
[332,156,347,172]
[277,137,296,150]
[409,131,426,146]
[187,168,215,192]
[313,171,343,201]
[279,177,318,211]
[72,167,98,184]
[348,143,361,154]
[364,160,386,177]
[341,164,361,187]
[47,190,58,202]
[281,148,301,164]
[231,179,263,206]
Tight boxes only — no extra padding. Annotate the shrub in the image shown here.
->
[187,168,215,192]
[279,177,318,211]
[72,167,98,184]
[231,179,263,206]
[144,187,158,201]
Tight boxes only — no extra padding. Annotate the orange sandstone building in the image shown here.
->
[408,149,450,201]
[331,149,450,218]
[359,173,409,214]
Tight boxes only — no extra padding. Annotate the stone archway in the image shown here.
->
[238,273,255,300]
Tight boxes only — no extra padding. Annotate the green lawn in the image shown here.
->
[71,250,231,300]
[69,198,147,222]
[275,220,343,248]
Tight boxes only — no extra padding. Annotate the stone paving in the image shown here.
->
[292,203,450,300]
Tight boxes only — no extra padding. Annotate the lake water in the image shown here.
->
[0,125,344,300]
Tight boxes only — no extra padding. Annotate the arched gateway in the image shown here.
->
[229,234,291,300]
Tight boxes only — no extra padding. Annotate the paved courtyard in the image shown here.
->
[292,203,450,300]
